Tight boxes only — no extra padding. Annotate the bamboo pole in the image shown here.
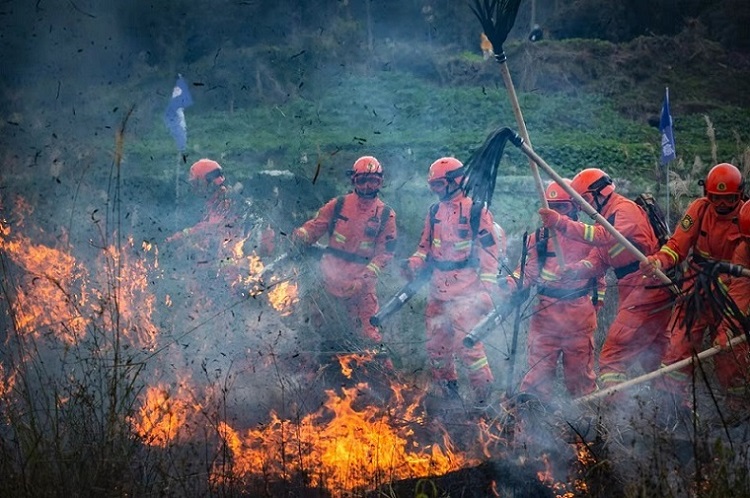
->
[516,140,675,288]
[576,334,748,403]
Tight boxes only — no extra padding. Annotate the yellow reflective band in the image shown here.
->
[608,243,625,258]
[433,238,442,248]
[581,260,593,269]
[298,227,309,241]
[662,246,679,264]
[584,225,595,242]
[598,372,627,385]
[359,241,374,249]
[333,232,346,244]
[480,273,497,284]
[540,268,558,281]
[512,271,521,280]
[469,357,489,371]
[415,251,427,261]
[454,240,472,250]
[367,262,381,276]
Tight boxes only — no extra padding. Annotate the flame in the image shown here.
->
[337,351,375,379]
[266,279,298,315]
[1,231,89,344]
[212,382,476,495]
[130,380,203,447]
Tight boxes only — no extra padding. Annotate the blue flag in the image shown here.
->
[659,88,676,166]
[164,75,193,152]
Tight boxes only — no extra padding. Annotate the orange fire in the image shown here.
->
[130,380,204,447]
[212,381,477,496]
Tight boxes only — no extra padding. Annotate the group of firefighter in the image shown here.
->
[176,155,750,420]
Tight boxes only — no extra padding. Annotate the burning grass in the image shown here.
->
[2,192,750,497]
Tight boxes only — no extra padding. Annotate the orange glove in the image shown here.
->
[538,208,562,229]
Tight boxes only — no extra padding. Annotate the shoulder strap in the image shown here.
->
[378,204,392,236]
[469,201,483,239]
[328,195,346,237]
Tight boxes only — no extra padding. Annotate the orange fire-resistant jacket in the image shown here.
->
[653,198,744,284]
[409,193,499,301]
[727,239,750,315]
[295,192,396,298]
[556,193,660,279]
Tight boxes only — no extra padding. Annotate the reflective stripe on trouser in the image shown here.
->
[425,295,494,388]
[656,302,722,395]
[598,273,672,385]
[519,295,597,399]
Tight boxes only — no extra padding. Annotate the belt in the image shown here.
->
[537,285,590,300]
[325,246,370,265]
[432,258,477,271]
[614,260,639,279]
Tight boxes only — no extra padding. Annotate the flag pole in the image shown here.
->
[665,87,670,228]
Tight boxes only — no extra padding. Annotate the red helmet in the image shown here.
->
[570,168,615,197]
[189,159,224,185]
[351,156,383,176]
[546,179,578,218]
[703,163,744,214]
[545,179,573,202]
[350,156,383,198]
[428,157,464,200]
[739,202,750,237]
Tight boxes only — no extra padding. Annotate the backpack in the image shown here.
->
[327,195,392,239]
[428,200,484,244]
[634,192,671,247]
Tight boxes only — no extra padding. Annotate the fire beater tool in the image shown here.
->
[471,0,566,268]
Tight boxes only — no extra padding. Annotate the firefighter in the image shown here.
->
[512,180,606,402]
[167,158,274,291]
[402,157,501,407]
[712,201,750,417]
[640,163,746,407]
[537,168,674,391]
[291,156,397,348]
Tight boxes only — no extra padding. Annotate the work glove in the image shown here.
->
[713,328,735,350]
[400,257,423,281]
[639,253,670,278]
[538,208,563,229]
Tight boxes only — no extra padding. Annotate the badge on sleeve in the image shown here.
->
[679,214,695,231]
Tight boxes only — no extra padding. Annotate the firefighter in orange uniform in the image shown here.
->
[292,156,397,346]
[402,157,500,406]
[538,168,674,391]
[641,163,746,406]
[512,180,606,402]
[713,201,750,414]
[167,159,275,290]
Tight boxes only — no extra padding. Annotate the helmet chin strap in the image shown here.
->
[593,193,612,213]
[439,182,462,201]
[355,188,378,199]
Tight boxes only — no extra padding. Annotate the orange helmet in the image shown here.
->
[189,159,224,186]
[546,179,578,219]
[545,179,573,203]
[349,156,383,198]
[739,202,750,237]
[570,168,615,197]
[703,163,744,214]
[428,157,464,200]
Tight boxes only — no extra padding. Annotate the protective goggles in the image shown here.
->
[204,168,225,185]
[428,178,449,190]
[548,200,575,215]
[353,174,382,186]
[708,193,740,207]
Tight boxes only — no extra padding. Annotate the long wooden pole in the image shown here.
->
[496,60,567,268]
[516,140,675,287]
[576,334,748,403]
